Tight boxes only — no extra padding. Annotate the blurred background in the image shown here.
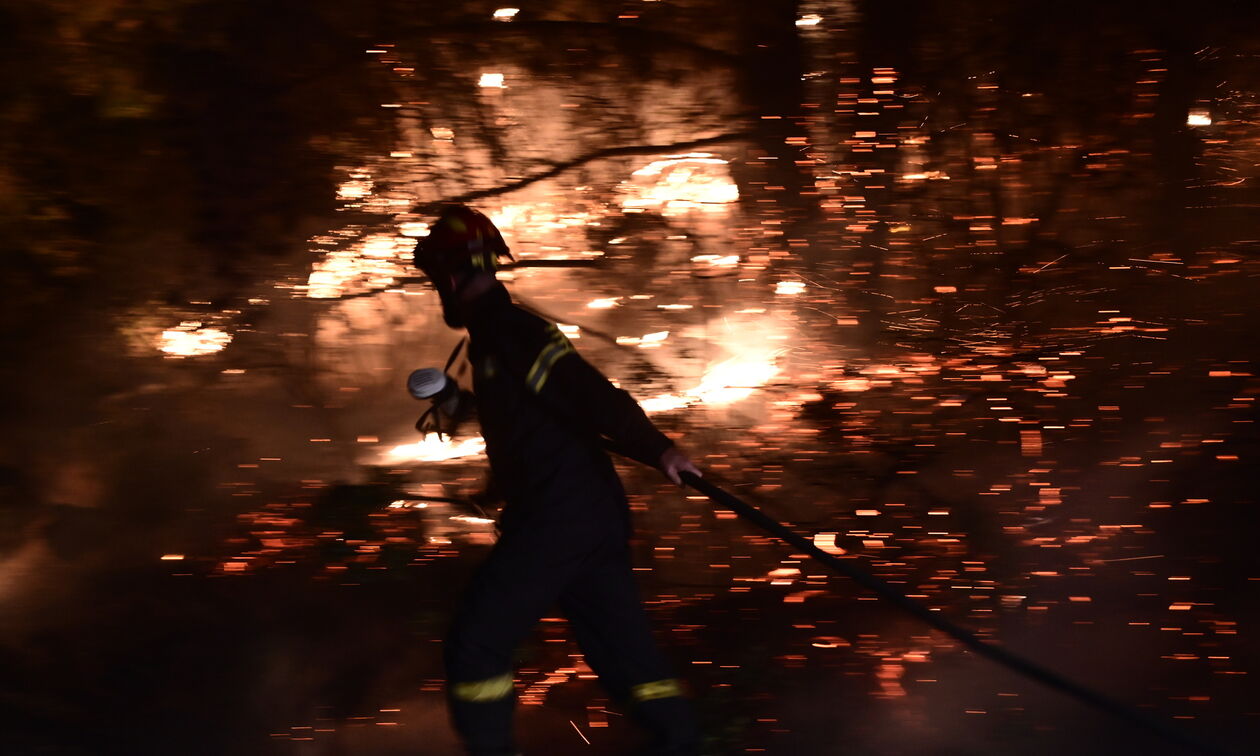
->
[2,1,1259,753]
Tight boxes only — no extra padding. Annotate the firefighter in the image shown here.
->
[413,205,703,755]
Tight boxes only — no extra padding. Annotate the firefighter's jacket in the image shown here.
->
[463,284,672,530]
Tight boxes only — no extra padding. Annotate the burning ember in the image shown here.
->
[336,173,373,200]
[479,73,506,89]
[157,321,232,357]
[775,281,807,295]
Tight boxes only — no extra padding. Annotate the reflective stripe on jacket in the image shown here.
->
[464,284,673,513]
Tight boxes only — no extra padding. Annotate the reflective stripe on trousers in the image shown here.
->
[452,672,514,703]
[632,678,684,702]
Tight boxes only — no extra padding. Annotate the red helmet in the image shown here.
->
[413,205,513,277]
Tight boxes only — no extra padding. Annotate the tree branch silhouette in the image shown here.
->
[412,130,753,212]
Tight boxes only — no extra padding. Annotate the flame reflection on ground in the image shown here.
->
[381,433,486,464]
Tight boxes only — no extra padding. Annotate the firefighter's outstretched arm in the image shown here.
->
[530,337,700,482]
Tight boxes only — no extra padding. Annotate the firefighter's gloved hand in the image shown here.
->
[659,446,701,486]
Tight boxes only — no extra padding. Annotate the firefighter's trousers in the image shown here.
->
[444,505,699,755]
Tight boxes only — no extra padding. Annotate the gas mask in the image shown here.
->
[408,367,475,438]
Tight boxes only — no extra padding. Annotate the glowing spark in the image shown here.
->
[450,515,496,524]
[389,500,428,509]
[615,331,669,348]
[431,127,455,140]
[558,323,581,339]
[1187,109,1212,126]
[691,254,740,276]
[158,322,232,357]
[811,636,849,648]
[479,73,506,88]
[767,567,801,578]
[835,377,871,392]
[796,14,823,26]
[775,281,807,295]
[160,554,185,561]
[865,364,908,378]
[337,176,373,200]
[381,434,486,463]
[492,7,519,20]
[813,532,845,555]
[587,297,621,309]
[691,254,738,267]
[399,221,430,237]
[785,589,827,603]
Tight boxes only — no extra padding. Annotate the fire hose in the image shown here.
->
[677,471,1234,756]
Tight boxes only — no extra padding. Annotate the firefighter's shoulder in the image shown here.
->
[502,305,575,393]
[499,302,551,342]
